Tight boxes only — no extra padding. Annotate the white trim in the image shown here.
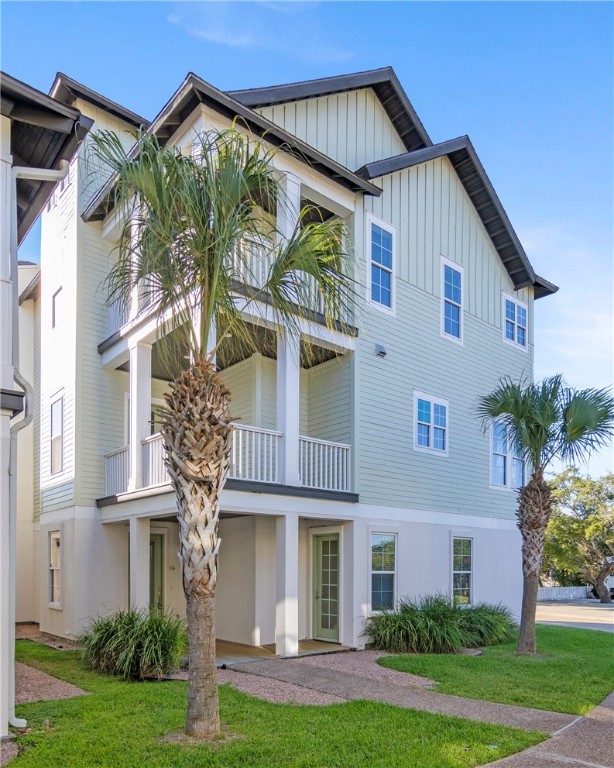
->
[149,526,168,611]
[309,526,343,644]
[368,528,398,615]
[413,390,449,457]
[489,420,526,491]
[440,256,464,344]
[365,212,396,316]
[450,534,473,605]
[501,292,528,351]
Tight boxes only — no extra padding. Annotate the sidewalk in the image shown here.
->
[229,657,576,733]
[483,690,614,768]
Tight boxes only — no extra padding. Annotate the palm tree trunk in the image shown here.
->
[516,467,551,654]
[162,358,232,738]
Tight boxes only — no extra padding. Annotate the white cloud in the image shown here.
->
[167,2,354,63]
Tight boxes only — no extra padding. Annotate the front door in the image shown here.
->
[149,534,164,611]
[313,534,340,642]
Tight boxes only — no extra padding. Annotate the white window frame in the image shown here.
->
[366,212,396,315]
[490,420,526,491]
[369,530,397,614]
[50,396,64,475]
[502,292,528,351]
[440,256,464,344]
[49,530,62,608]
[451,535,473,605]
[413,391,449,457]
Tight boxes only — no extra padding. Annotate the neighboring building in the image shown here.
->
[1,71,91,739]
[16,67,557,656]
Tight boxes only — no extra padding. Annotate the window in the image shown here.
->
[441,258,463,341]
[52,287,62,328]
[49,532,61,605]
[414,392,448,455]
[491,421,525,489]
[503,295,528,348]
[50,397,63,475]
[452,537,472,605]
[371,533,396,611]
[368,215,395,311]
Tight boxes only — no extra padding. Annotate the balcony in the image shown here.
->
[104,424,351,497]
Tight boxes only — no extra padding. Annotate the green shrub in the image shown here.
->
[81,609,186,680]
[363,594,517,654]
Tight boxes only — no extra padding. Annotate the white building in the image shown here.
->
[16,68,557,660]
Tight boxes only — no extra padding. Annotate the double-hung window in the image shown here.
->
[49,531,61,606]
[371,533,396,611]
[442,258,463,341]
[491,421,525,489]
[368,215,395,311]
[503,294,528,348]
[414,392,448,455]
[452,537,472,605]
[50,397,64,475]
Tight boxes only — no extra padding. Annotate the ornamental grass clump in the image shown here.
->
[363,594,517,654]
[81,609,186,680]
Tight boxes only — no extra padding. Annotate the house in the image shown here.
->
[1,71,91,739]
[16,67,557,660]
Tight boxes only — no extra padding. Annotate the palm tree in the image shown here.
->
[478,375,614,653]
[91,128,354,737]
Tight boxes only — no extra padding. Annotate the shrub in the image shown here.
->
[81,609,187,680]
[363,594,516,654]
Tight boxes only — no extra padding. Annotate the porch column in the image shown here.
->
[129,516,150,610]
[277,173,301,241]
[275,513,299,657]
[276,329,301,486]
[128,340,151,492]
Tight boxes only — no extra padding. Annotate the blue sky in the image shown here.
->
[3,1,613,474]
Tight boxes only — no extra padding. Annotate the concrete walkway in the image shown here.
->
[229,657,576,733]
[483,691,614,768]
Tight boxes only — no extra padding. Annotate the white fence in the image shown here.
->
[299,436,351,492]
[142,434,168,487]
[537,586,589,601]
[104,446,129,496]
[230,424,280,483]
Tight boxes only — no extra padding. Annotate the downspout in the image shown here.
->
[7,161,69,728]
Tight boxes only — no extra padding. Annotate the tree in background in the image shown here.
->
[478,375,614,653]
[543,469,614,603]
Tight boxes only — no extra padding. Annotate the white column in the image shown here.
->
[276,329,301,486]
[128,341,151,492]
[277,173,301,241]
[129,517,150,611]
[0,114,13,738]
[275,513,299,656]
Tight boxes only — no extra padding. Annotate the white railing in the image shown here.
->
[107,298,129,337]
[142,433,168,487]
[232,238,273,290]
[104,446,129,496]
[230,424,280,483]
[299,436,351,492]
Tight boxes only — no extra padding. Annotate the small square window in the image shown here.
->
[415,392,449,455]
[503,295,528,349]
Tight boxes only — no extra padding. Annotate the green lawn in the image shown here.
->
[13,640,543,768]
[379,625,614,715]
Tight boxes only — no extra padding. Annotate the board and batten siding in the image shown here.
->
[353,155,534,518]
[256,88,407,171]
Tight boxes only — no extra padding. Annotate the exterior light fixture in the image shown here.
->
[375,344,387,358]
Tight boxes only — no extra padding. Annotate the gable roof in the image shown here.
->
[229,67,432,153]
[50,73,149,129]
[1,71,93,243]
[83,72,381,222]
[356,136,557,299]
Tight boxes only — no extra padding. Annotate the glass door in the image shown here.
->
[312,534,339,642]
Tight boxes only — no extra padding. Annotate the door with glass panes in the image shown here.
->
[312,534,339,642]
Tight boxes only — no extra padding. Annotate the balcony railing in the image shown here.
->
[299,436,351,492]
[105,427,351,496]
[104,446,129,496]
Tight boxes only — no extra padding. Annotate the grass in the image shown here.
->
[13,640,544,768]
[379,625,614,715]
